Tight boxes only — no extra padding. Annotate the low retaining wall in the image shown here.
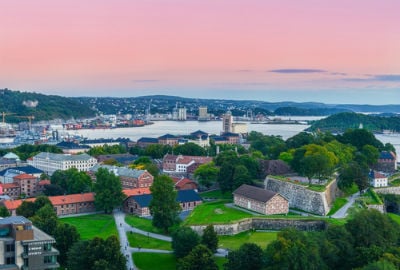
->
[190,218,327,235]
[374,186,400,195]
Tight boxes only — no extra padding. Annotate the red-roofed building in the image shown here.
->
[13,173,39,197]
[123,187,151,197]
[0,182,21,199]
[172,177,198,191]
[50,193,96,216]
[37,179,51,194]
[162,154,212,174]
[1,193,96,216]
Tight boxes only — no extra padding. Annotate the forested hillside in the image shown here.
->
[307,112,400,133]
[0,89,96,122]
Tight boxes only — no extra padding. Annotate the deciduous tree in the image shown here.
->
[94,168,126,214]
[177,244,218,270]
[194,162,219,189]
[201,225,218,253]
[172,226,200,258]
[149,175,181,233]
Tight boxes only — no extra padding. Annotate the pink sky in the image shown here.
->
[0,0,399,104]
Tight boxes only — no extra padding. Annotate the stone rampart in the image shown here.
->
[374,186,400,195]
[190,218,326,235]
[264,177,338,215]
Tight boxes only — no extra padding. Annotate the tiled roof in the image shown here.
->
[233,184,278,203]
[123,187,151,197]
[190,130,208,136]
[1,183,20,189]
[34,152,95,161]
[49,193,95,206]
[176,155,212,165]
[2,198,36,210]
[90,164,148,178]
[0,166,43,176]
[137,137,158,143]
[38,180,51,186]
[158,134,177,140]
[379,151,396,160]
[129,189,202,207]
[369,170,387,179]
[13,173,36,180]
[0,216,31,225]
[173,177,197,189]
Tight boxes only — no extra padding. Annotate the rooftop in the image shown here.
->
[233,184,278,203]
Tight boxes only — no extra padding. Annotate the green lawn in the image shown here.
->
[200,189,233,200]
[388,213,400,225]
[183,200,253,225]
[361,189,383,205]
[59,214,118,240]
[133,253,176,270]
[125,215,166,235]
[327,197,348,216]
[133,253,226,270]
[127,232,172,250]
[218,231,277,250]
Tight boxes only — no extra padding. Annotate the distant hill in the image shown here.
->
[0,89,96,122]
[307,112,400,133]
[74,95,400,116]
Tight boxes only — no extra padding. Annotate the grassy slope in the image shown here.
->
[127,232,172,250]
[219,231,277,250]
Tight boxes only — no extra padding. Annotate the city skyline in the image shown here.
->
[1,0,399,104]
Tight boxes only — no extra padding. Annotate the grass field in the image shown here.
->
[59,214,118,240]
[219,231,277,250]
[132,253,227,270]
[125,215,166,234]
[183,200,253,225]
[327,197,348,216]
[127,232,172,250]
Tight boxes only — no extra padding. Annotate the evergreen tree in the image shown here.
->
[177,244,218,270]
[172,227,200,258]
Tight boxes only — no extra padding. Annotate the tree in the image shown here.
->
[338,162,358,191]
[361,260,397,270]
[51,168,93,195]
[264,228,326,270]
[144,144,172,159]
[172,226,200,258]
[217,161,235,193]
[201,225,218,253]
[16,201,36,218]
[94,168,126,214]
[177,244,218,270]
[30,204,58,235]
[0,206,10,217]
[361,144,379,167]
[43,184,64,196]
[173,142,207,156]
[67,236,125,270]
[232,165,252,190]
[338,129,383,151]
[53,223,80,265]
[224,243,264,270]
[149,175,181,233]
[286,132,315,149]
[194,162,219,189]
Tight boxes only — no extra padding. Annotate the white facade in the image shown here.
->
[232,123,248,134]
[28,152,97,175]
[371,175,388,188]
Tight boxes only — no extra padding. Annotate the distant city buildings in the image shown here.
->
[198,106,209,121]
[222,111,233,133]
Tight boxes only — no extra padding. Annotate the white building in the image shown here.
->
[369,170,388,188]
[222,111,233,133]
[28,152,97,175]
[198,106,209,121]
[178,107,187,121]
[232,122,248,134]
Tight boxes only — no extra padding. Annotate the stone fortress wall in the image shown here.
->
[264,176,339,216]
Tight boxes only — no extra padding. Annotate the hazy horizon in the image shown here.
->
[1,0,399,105]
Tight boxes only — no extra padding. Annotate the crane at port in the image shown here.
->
[1,112,16,124]
[15,115,35,130]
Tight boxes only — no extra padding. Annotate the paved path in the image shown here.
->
[114,210,136,270]
[332,192,360,218]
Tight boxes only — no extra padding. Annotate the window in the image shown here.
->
[44,243,52,251]
[6,243,15,252]
[6,256,15,264]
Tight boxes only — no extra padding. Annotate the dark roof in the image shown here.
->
[56,141,90,149]
[97,154,138,164]
[233,184,278,203]
[158,134,177,140]
[177,189,202,203]
[190,130,208,136]
[0,165,43,176]
[130,189,202,207]
[81,138,131,144]
[132,194,153,207]
[221,132,240,137]
[210,136,227,141]
[137,137,159,143]
[379,151,396,160]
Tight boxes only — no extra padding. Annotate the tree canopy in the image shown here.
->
[94,168,126,214]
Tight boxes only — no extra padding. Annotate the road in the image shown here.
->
[331,192,360,218]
